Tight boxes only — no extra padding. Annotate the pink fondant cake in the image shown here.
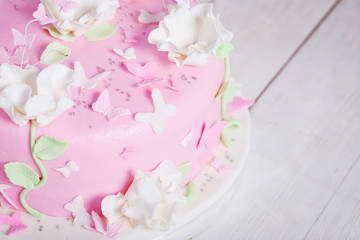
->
[0,0,250,238]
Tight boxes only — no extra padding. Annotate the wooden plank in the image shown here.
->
[195,0,360,239]
[213,0,337,99]
[305,158,360,240]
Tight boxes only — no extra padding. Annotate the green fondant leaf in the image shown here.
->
[33,136,68,160]
[43,26,76,42]
[186,182,195,201]
[40,42,71,65]
[216,42,234,58]
[4,162,40,189]
[84,22,118,41]
[177,162,192,186]
[221,120,242,148]
[215,82,242,103]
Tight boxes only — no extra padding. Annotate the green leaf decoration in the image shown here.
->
[43,26,76,42]
[4,162,40,189]
[221,120,242,148]
[33,136,68,160]
[84,22,118,41]
[177,162,192,186]
[215,82,242,103]
[185,182,195,201]
[40,42,71,65]
[216,42,234,58]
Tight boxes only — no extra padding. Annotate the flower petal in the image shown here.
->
[34,97,74,126]
[36,64,75,101]
[0,63,39,92]
[24,95,56,119]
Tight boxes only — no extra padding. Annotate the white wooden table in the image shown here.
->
[196,0,360,239]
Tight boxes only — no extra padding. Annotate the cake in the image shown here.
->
[0,0,253,238]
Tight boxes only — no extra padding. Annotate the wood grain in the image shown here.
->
[195,0,360,239]
[213,0,337,99]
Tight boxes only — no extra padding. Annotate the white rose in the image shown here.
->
[101,160,186,231]
[148,3,233,67]
[0,63,89,127]
[41,0,119,37]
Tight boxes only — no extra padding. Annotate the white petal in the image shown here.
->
[24,95,56,119]
[34,97,74,126]
[101,192,125,225]
[0,63,39,91]
[36,64,74,101]
[0,97,28,126]
[0,83,32,113]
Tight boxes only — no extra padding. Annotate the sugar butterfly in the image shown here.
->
[53,160,79,177]
[0,212,27,236]
[0,46,29,65]
[53,0,78,12]
[134,88,176,134]
[12,28,36,49]
[197,121,227,149]
[32,3,57,25]
[227,96,255,113]
[73,61,109,89]
[126,62,163,87]
[92,89,131,121]
[64,195,93,228]
[0,184,18,209]
[86,211,125,238]
[138,9,165,24]
[180,130,193,147]
[113,47,136,60]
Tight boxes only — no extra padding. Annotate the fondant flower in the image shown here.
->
[101,160,186,231]
[148,3,233,67]
[0,63,95,127]
[41,0,119,37]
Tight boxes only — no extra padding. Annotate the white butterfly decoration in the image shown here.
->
[11,28,36,49]
[135,88,176,134]
[53,160,79,178]
[73,61,109,89]
[138,9,165,24]
[64,195,93,228]
[92,89,131,121]
[0,184,18,209]
[113,47,136,60]
[180,130,193,147]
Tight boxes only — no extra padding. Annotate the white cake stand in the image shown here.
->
[1,106,251,240]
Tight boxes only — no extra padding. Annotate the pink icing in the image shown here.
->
[0,0,224,216]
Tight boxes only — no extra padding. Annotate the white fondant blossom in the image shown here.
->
[0,62,102,127]
[41,0,119,37]
[148,3,233,67]
[101,160,186,231]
